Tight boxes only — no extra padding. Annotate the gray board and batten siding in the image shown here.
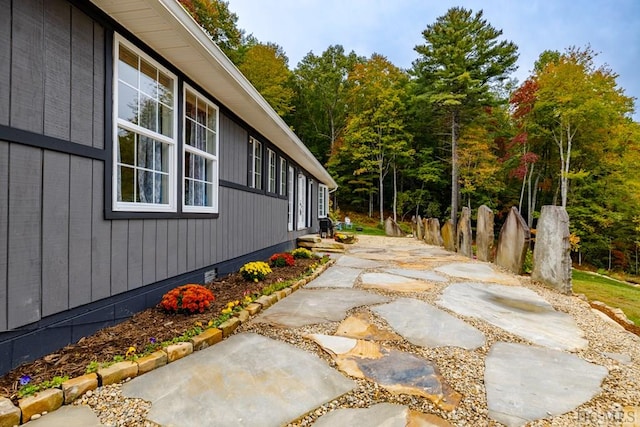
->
[0,0,325,375]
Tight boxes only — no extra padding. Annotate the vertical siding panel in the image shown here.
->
[210,214,218,264]
[142,220,156,285]
[156,219,168,281]
[92,22,105,150]
[0,0,11,126]
[70,6,93,146]
[127,220,143,289]
[41,151,69,316]
[217,190,225,261]
[10,0,44,133]
[177,220,187,274]
[68,157,92,308]
[195,219,204,269]
[0,142,9,330]
[166,220,178,277]
[110,220,128,295]
[7,145,42,328]
[187,219,196,271]
[91,161,111,300]
[203,219,211,266]
[43,0,71,140]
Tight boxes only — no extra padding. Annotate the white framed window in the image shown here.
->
[183,85,219,213]
[279,158,287,196]
[249,137,262,190]
[297,173,307,230]
[113,34,177,212]
[267,148,276,193]
[318,184,329,218]
[287,166,294,231]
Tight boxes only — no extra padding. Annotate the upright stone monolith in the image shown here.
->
[495,207,530,274]
[385,217,405,237]
[476,205,495,262]
[441,220,456,252]
[532,206,572,294]
[457,207,473,258]
[425,218,443,246]
[415,215,424,240]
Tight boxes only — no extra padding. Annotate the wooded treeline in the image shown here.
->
[180,0,640,272]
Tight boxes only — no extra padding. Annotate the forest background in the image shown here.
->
[179,0,640,273]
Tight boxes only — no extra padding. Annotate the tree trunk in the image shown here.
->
[450,110,459,228]
[379,161,384,224]
[393,163,398,222]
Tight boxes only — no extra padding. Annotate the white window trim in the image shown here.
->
[267,148,276,193]
[318,184,329,218]
[287,166,294,231]
[182,84,219,214]
[307,179,313,227]
[249,137,262,189]
[297,173,307,230]
[112,34,178,212]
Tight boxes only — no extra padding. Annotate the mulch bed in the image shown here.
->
[0,258,320,401]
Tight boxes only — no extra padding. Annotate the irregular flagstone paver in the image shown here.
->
[253,289,388,328]
[122,333,355,427]
[23,405,104,426]
[335,255,384,269]
[603,352,632,365]
[435,262,517,284]
[305,266,361,288]
[372,298,485,350]
[438,282,588,351]
[384,268,448,283]
[408,247,453,258]
[485,342,608,427]
[360,272,436,292]
[336,313,402,341]
[308,334,461,411]
[313,403,453,427]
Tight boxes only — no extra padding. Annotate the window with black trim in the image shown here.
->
[113,35,177,212]
[267,148,276,193]
[183,85,219,213]
[249,137,263,190]
[318,184,329,218]
[279,157,287,196]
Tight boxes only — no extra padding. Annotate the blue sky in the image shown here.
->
[228,0,639,121]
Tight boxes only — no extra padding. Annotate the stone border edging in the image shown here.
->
[0,259,335,425]
[589,300,640,336]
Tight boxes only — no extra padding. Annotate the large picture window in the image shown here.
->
[183,86,219,213]
[113,35,177,212]
[249,137,262,190]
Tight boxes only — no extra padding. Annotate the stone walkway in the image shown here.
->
[31,235,639,427]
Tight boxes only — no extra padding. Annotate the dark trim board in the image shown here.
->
[0,125,106,160]
[0,239,296,376]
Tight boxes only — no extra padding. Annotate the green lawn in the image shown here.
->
[572,270,640,325]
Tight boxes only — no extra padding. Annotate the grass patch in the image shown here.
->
[572,269,640,325]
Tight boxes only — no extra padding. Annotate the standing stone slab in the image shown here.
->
[425,218,443,246]
[495,207,530,274]
[476,205,494,262]
[385,217,405,237]
[532,206,572,294]
[485,342,608,427]
[456,207,473,258]
[415,215,424,240]
[441,220,456,252]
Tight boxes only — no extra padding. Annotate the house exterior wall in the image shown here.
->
[0,0,325,375]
